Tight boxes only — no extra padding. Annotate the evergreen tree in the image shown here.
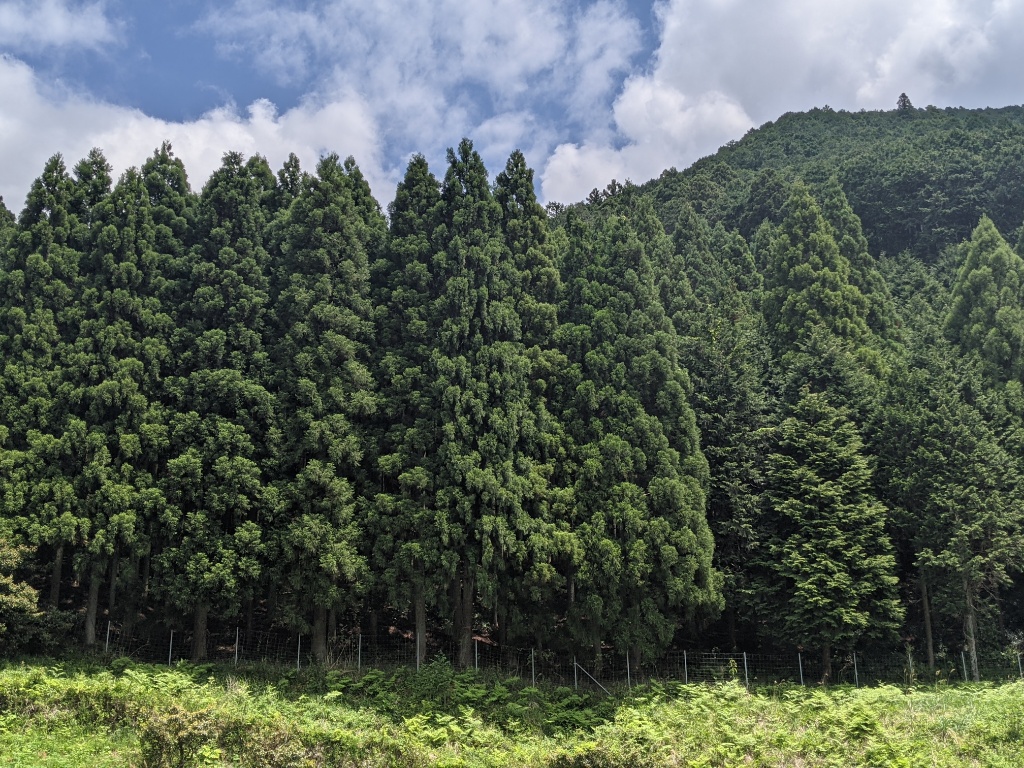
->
[272,154,383,661]
[762,183,871,352]
[819,176,896,339]
[762,390,902,680]
[1,155,86,610]
[946,215,1024,384]
[669,212,770,649]
[736,168,790,244]
[554,204,721,664]
[370,154,444,664]
[159,153,278,659]
[873,335,1024,680]
[428,139,548,667]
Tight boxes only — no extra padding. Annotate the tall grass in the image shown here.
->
[0,658,1021,766]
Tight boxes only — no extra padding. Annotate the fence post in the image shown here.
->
[168,630,174,666]
[531,648,535,687]
[798,652,804,686]
[297,635,301,671]
[573,656,578,690]
[683,650,688,684]
[235,627,239,666]
[358,633,362,672]
[961,651,968,682]
[105,621,111,654]
[853,652,859,687]
[626,649,631,691]
[743,652,749,690]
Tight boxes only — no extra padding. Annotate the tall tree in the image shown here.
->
[427,140,548,667]
[159,153,278,659]
[1,155,86,610]
[370,154,444,664]
[554,202,721,664]
[819,176,896,339]
[761,390,902,680]
[669,211,770,649]
[272,154,382,662]
[762,183,871,353]
[946,215,1024,384]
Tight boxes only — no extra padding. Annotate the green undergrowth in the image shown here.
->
[1,658,1022,767]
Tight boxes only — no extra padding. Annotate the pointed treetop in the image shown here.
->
[389,154,440,240]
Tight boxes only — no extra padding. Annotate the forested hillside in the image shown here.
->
[2,101,1024,683]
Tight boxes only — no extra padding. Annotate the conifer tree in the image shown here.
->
[429,139,547,666]
[554,203,720,663]
[370,154,443,664]
[1,155,86,609]
[669,212,769,648]
[762,390,901,680]
[819,176,895,338]
[272,154,382,662]
[763,183,871,352]
[873,334,1024,679]
[946,215,1024,384]
[159,153,278,659]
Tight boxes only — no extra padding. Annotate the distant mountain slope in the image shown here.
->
[641,104,1024,260]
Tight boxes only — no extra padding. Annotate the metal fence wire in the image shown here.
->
[100,621,1024,691]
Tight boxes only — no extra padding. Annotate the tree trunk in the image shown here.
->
[920,569,935,671]
[821,642,832,685]
[107,549,119,613]
[964,577,980,682]
[727,607,738,652]
[141,554,150,599]
[312,605,328,663]
[244,597,254,645]
[328,606,337,642]
[457,563,474,669]
[49,544,64,607]
[84,562,104,646]
[414,578,427,666]
[266,583,278,627]
[192,602,209,661]
[368,609,379,646]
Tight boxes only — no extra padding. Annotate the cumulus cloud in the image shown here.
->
[199,0,644,192]
[0,56,387,211]
[541,0,1024,203]
[0,0,119,52]
[5,0,1024,211]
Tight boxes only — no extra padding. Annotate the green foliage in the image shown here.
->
[946,215,1024,383]
[760,391,902,661]
[4,116,1024,677]
[4,663,1024,767]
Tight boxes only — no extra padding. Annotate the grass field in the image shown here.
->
[0,658,1022,766]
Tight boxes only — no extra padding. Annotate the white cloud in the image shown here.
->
[7,0,1024,212]
[542,86,751,203]
[0,56,388,212]
[0,0,118,52]
[541,0,1024,202]
[199,0,645,194]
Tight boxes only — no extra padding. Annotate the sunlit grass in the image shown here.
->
[1,660,1022,766]
[0,715,139,768]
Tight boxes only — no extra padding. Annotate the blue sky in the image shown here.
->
[2,0,1024,210]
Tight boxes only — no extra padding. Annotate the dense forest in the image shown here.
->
[3,97,1024,683]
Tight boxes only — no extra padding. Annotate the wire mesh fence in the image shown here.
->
[99,620,1024,692]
